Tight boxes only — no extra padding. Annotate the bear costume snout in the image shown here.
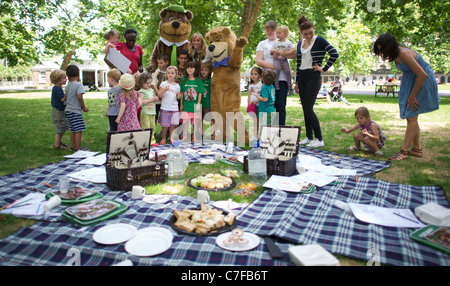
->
[172,21,180,29]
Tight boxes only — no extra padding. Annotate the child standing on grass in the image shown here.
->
[105,68,121,132]
[200,63,213,137]
[116,73,142,132]
[247,67,263,141]
[180,61,205,142]
[150,54,170,125]
[341,106,386,156]
[64,65,88,151]
[50,69,68,149]
[137,72,159,146]
[157,66,181,145]
[256,70,276,127]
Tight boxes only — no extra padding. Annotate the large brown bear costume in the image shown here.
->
[206,27,249,145]
[148,5,193,72]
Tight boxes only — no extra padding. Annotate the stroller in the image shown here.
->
[328,81,349,105]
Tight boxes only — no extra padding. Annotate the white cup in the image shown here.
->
[131,186,146,199]
[59,176,70,194]
[197,190,210,204]
[43,195,61,212]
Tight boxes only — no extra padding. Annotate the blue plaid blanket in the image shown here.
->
[0,158,294,266]
[0,144,428,266]
[238,175,450,266]
[298,146,391,176]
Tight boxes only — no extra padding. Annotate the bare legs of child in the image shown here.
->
[70,132,82,151]
[54,133,67,149]
[390,115,422,160]
[161,126,175,145]
[351,132,383,156]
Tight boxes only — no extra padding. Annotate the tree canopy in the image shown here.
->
[2,0,449,74]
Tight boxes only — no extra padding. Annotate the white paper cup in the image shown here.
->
[59,176,70,194]
[43,195,61,212]
[197,190,210,204]
[131,186,146,199]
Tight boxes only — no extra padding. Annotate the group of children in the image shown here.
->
[50,29,386,157]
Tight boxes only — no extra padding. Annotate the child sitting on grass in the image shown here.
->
[50,69,68,149]
[341,106,386,156]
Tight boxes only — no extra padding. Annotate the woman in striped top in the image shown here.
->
[292,16,339,148]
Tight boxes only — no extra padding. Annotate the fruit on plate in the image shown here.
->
[189,173,233,190]
[220,169,240,178]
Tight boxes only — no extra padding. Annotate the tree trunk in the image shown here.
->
[238,0,263,38]
[60,50,75,71]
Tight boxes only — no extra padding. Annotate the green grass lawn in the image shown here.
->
[0,92,449,265]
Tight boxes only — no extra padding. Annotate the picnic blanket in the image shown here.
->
[0,156,296,266]
[298,146,391,176]
[152,142,391,176]
[0,193,294,266]
[238,175,450,266]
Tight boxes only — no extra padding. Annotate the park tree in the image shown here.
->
[0,0,64,66]
[354,0,450,73]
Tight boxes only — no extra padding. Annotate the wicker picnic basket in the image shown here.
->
[106,129,165,191]
[244,125,301,176]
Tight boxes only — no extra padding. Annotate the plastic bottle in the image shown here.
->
[167,141,185,182]
[248,141,267,181]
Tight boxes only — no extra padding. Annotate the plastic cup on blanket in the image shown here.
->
[58,176,70,194]
[43,195,61,212]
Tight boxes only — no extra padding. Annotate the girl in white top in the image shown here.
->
[247,67,263,141]
[157,66,181,144]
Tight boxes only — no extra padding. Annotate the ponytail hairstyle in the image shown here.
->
[298,15,314,31]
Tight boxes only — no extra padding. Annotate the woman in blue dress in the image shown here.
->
[373,33,440,161]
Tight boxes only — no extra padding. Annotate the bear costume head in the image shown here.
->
[148,5,193,73]
[206,27,237,66]
[159,5,193,44]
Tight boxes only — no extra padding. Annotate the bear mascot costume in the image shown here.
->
[148,5,193,72]
[205,27,249,145]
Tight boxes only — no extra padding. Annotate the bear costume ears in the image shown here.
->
[160,4,194,21]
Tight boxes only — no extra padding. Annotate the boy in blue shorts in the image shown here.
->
[64,64,89,151]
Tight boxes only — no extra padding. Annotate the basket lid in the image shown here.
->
[259,125,301,157]
[106,129,153,166]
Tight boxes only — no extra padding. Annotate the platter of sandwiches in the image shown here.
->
[169,203,236,236]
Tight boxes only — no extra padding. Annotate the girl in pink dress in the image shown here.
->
[116,73,142,131]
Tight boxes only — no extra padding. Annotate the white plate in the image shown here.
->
[215,232,260,252]
[213,200,240,210]
[136,227,174,241]
[125,232,172,257]
[197,150,215,156]
[93,223,137,245]
[142,194,170,204]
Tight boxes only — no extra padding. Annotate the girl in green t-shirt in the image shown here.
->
[180,61,205,142]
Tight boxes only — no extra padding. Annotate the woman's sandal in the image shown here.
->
[389,149,408,161]
[407,147,423,158]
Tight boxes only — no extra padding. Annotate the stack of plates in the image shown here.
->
[93,225,173,257]
[125,227,173,257]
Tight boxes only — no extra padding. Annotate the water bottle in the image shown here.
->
[167,142,185,183]
[248,141,267,181]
